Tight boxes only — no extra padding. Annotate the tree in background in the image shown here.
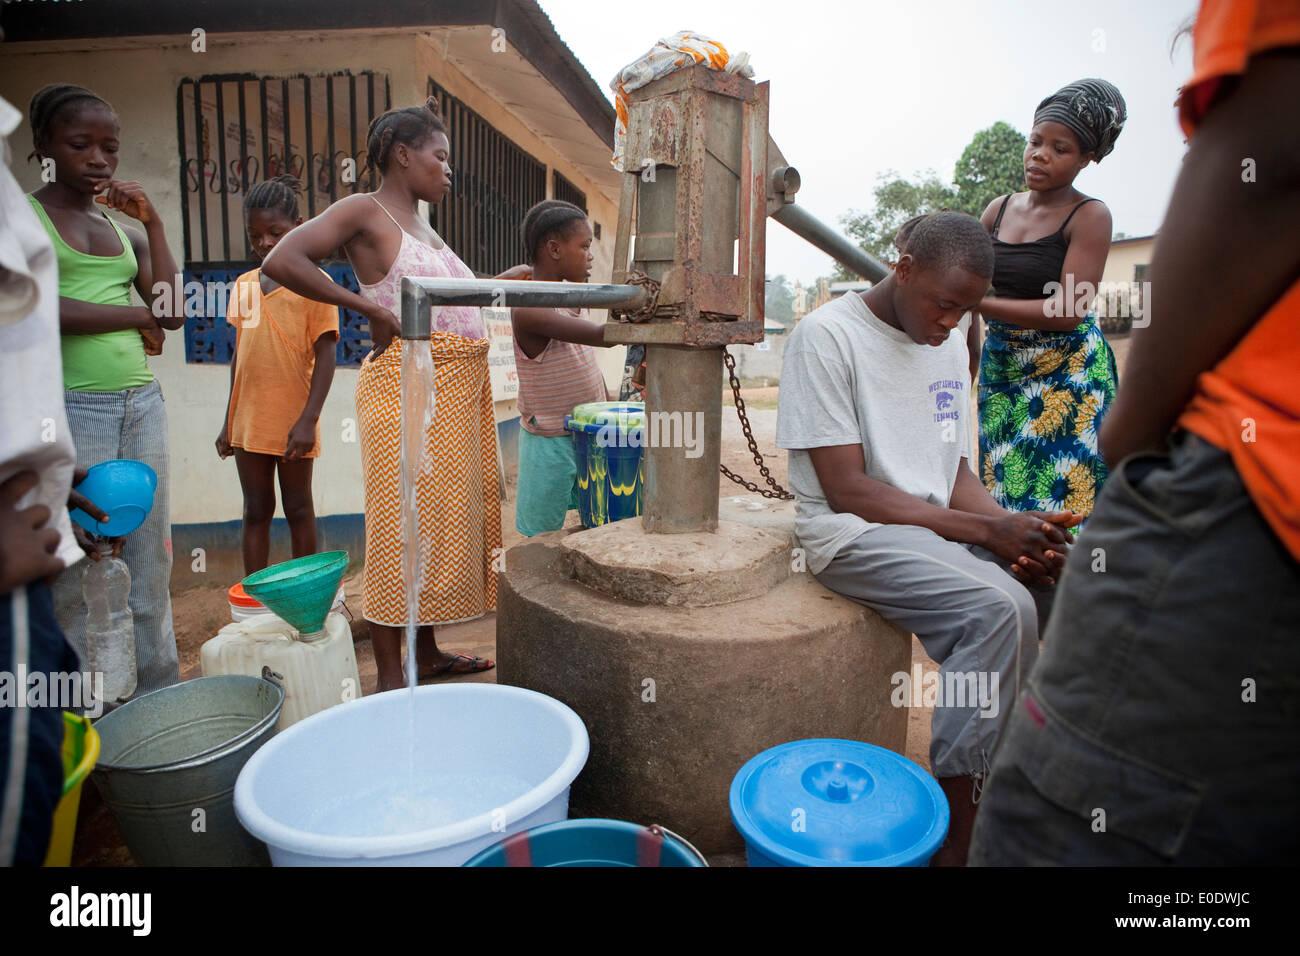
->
[837,172,956,269]
[953,121,1028,218]
[833,122,1027,278]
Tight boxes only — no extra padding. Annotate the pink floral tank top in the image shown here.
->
[357,196,484,340]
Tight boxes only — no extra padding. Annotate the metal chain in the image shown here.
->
[612,270,661,323]
[720,348,794,500]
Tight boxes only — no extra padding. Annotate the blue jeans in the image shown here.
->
[51,380,178,698]
[970,433,1300,865]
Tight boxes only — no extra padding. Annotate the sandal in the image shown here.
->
[420,653,495,679]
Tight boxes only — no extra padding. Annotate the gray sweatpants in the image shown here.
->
[815,525,1053,779]
[51,380,179,699]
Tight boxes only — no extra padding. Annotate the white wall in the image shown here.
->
[730,335,788,384]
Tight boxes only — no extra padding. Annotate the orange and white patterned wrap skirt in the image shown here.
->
[355,334,500,626]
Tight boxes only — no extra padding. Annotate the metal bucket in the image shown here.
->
[91,670,283,866]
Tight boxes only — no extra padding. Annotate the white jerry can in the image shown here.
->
[200,611,361,728]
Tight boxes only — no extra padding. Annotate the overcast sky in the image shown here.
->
[538,0,1197,285]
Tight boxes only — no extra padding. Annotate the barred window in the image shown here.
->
[426,78,546,275]
[177,72,391,365]
[178,72,390,264]
[552,170,587,212]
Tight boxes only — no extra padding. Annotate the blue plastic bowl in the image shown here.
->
[70,459,158,537]
[462,819,708,867]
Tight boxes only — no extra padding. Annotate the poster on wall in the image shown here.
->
[484,307,519,404]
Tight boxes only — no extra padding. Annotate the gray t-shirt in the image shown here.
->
[776,292,971,574]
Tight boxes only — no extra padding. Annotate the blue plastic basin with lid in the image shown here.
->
[730,738,949,867]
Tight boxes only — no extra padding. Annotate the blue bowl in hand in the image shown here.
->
[70,459,158,537]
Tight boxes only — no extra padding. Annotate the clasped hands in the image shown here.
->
[988,510,1078,589]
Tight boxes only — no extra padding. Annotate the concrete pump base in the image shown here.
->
[496,498,911,855]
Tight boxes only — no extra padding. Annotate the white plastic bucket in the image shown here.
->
[233,683,589,866]
[230,602,269,623]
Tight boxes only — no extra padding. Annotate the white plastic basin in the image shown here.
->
[234,683,589,866]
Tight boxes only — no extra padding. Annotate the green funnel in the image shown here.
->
[241,551,348,636]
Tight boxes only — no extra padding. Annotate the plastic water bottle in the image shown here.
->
[83,543,137,705]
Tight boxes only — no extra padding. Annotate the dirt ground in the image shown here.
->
[73,331,1133,865]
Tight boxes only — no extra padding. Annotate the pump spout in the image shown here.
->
[765,136,890,283]
[400,277,649,339]
[771,203,890,283]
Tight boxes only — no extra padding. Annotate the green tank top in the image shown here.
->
[27,194,152,392]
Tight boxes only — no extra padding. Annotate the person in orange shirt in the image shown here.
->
[969,0,1300,866]
[215,176,338,574]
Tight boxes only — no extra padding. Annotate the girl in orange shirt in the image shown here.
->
[215,176,338,574]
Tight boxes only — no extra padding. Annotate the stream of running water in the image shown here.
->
[399,338,436,795]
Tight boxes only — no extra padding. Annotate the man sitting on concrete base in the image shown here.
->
[776,211,1075,866]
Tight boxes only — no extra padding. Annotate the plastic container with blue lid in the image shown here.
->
[564,401,646,527]
[566,401,647,433]
[729,738,949,867]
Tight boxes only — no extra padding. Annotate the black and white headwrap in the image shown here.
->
[1033,79,1127,161]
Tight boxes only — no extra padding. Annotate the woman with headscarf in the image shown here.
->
[974,79,1126,527]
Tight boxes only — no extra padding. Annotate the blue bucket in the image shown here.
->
[564,402,645,527]
[462,819,707,867]
[730,739,949,867]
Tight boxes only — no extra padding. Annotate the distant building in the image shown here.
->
[1097,234,1156,334]
[1,0,625,584]
[809,277,834,314]
[730,314,788,384]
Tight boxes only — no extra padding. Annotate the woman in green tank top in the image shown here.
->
[26,197,155,390]
[28,84,184,698]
